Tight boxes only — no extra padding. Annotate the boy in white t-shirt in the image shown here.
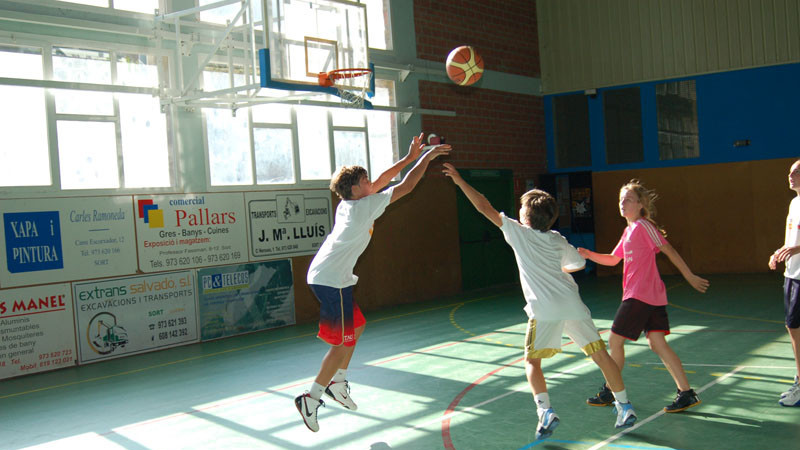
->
[295,133,451,432]
[769,159,800,407]
[443,163,637,440]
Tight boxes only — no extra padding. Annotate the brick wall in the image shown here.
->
[415,0,545,201]
[414,0,539,77]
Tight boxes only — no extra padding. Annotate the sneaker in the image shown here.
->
[295,393,325,432]
[779,382,800,406]
[664,388,701,413]
[780,377,799,398]
[535,407,560,440]
[587,384,614,407]
[613,401,637,428]
[325,380,358,411]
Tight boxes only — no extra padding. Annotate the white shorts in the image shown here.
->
[524,317,606,360]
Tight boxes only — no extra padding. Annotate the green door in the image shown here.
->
[455,169,518,290]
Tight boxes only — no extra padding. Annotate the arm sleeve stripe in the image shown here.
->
[639,219,663,246]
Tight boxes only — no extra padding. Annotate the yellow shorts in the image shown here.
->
[524,317,606,360]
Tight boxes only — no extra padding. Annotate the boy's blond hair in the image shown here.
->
[520,189,558,231]
[330,165,367,200]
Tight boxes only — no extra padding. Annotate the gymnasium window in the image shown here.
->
[204,69,399,187]
[553,94,591,168]
[604,87,643,164]
[656,80,699,160]
[57,0,159,14]
[0,44,170,190]
[197,0,392,51]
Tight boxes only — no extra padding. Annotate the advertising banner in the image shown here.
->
[0,283,76,380]
[0,197,137,288]
[135,193,247,272]
[197,260,294,341]
[245,190,332,259]
[73,271,198,364]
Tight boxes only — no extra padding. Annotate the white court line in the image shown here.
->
[379,360,597,446]
[584,365,746,450]
[639,362,796,369]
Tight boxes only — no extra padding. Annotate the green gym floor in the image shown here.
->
[1,273,799,450]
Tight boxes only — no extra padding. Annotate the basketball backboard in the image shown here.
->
[260,0,373,105]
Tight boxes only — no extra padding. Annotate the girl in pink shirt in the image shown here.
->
[578,180,709,413]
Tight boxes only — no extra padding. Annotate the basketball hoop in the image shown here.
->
[318,68,373,108]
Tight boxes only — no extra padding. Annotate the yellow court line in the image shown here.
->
[1,292,506,400]
[662,280,783,324]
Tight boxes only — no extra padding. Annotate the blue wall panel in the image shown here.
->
[545,63,800,173]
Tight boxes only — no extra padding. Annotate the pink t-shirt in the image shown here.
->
[612,219,668,306]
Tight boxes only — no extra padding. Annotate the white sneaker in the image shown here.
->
[295,393,324,432]
[779,383,800,407]
[780,377,799,398]
[325,380,358,411]
[535,407,559,440]
[614,401,637,428]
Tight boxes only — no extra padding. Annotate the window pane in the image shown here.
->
[53,47,113,114]
[334,130,367,168]
[199,0,261,24]
[206,108,252,185]
[657,80,699,160]
[119,94,170,187]
[205,70,252,185]
[251,103,292,124]
[114,0,158,14]
[117,53,159,88]
[367,110,396,179]
[0,86,50,186]
[0,45,43,79]
[297,106,331,180]
[332,108,366,127]
[254,128,294,184]
[361,0,391,50]
[60,0,107,7]
[553,94,591,168]
[58,121,119,189]
[604,87,643,164]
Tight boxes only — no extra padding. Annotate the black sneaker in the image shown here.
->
[664,388,701,413]
[587,384,614,406]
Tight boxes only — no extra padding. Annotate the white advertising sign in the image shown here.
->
[0,283,76,380]
[0,197,137,288]
[73,271,198,364]
[135,193,247,272]
[245,190,332,259]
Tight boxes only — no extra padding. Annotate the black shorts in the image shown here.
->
[611,298,670,341]
[783,278,800,329]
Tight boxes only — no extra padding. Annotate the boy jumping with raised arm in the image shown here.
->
[295,133,451,432]
[443,163,636,440]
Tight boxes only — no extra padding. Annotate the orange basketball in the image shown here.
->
[445,46,484,86]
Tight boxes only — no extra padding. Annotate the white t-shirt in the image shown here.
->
[784,196,800,279]
[307,188,394,288]
[499,213,592,320]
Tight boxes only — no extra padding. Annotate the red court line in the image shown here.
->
[440,330,607,450]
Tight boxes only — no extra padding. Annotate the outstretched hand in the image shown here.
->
[577,247,591,258]
[408,132,425,161]
[442,162,462,183]
[423,144,452,161]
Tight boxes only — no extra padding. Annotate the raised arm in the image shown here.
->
[659,242,709,293]
[371,132,425,193]
[389,144,452,203]
[442,163,502,227]
[577,247,622,266]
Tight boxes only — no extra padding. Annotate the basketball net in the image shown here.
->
[318,68,373,109]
